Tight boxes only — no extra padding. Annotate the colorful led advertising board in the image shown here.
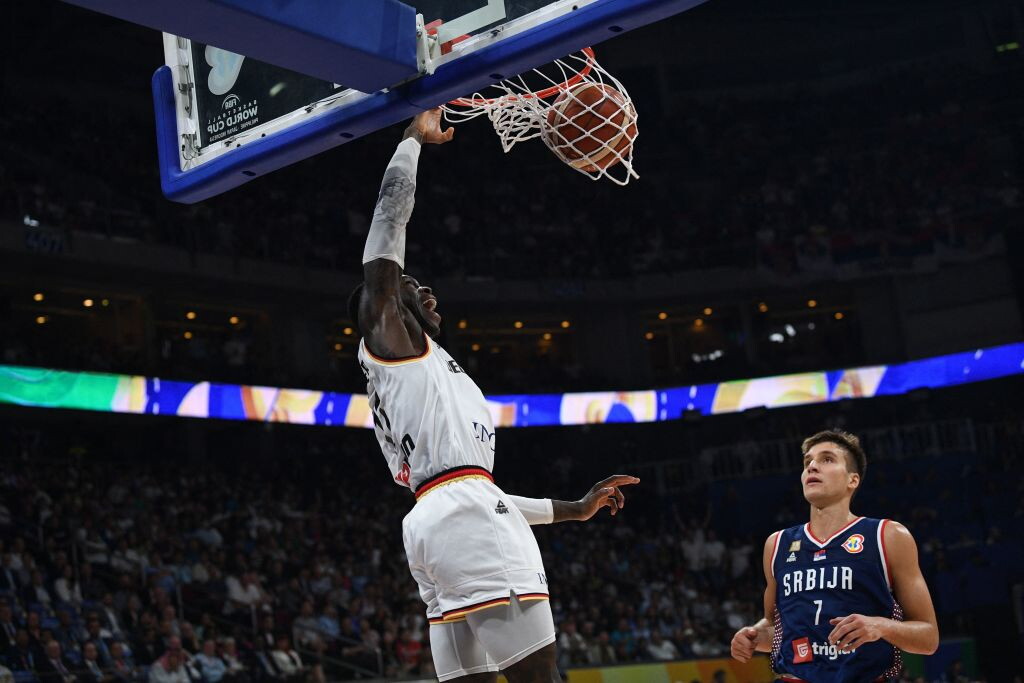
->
[1,343,1021,428]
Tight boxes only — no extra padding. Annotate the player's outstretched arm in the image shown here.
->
[828,522,939,654]
[732,532,778,662]
[507,475,640,524]
[358,109,453,358]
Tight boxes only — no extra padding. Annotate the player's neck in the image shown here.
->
[807,501,856,541]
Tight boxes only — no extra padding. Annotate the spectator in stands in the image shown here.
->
[82,617,113,666]
[23,571,54,609]
[0,557,21,594]
[97,595,123,638]
[224,574,268,616]
[290,602,321,652]
[268,635,305,683]
[79,566,105,603]
[588,631,616,665]
[37,640,76,683]
[0,604,16,652]
[556,620,588,669]
[4,629,35,672]
[131,627,161,666]
[24,612,45,662]
[646,633,681,661]
[77,642,111,683]
[218,638,248,683]
[106,642,136,683]
[194,639,226,683]
[148,649,189,683]
[54,566,83,607]
[393,629,421,676]
[179,623,201,656]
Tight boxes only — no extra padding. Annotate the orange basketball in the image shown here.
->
[544,82,637,172]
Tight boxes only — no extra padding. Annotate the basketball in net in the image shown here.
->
[543,82,637,172]
[441,48,639,185]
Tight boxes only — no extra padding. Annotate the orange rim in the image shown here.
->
[448,47,597,108]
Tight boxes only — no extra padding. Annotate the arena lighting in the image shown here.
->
[229,316,240,325]
[186,311,197,320]
[458,320,468,329]
[2,342,1022,428]
[561,320,571,328]
[694,318,704,328]
[807,299,818,308]
[758,302,769,313]
[644,332,654,340]
[101,299,110,307]
[703,307,713,316]
[83,299,94,308]
[35,316,47,325]
[542,333,552,341]
[33,292,44,302]
[658,312,668,320]
[514,321,524,329]
[471,343,481,351]
[835,312,845,320]
[333,343,342,351]
[343,327,353,336]
[183,331,193,340]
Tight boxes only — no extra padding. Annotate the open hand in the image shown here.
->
[404,107,454,144]
[576,474,640,521]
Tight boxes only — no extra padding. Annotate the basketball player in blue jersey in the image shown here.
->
[730,429,938,682]
[348,108,639,683]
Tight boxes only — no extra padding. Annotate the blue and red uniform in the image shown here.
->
[770,517,903,683]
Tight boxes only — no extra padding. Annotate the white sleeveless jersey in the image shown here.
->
[357,335,496,491]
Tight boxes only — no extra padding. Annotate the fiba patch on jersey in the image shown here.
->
[843,533,865,553]
[792,637,813,663]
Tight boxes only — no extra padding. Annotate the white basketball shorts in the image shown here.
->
[403,468,554,678]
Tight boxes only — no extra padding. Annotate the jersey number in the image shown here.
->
[813,599,823,626]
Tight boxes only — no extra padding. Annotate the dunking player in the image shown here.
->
[730,430,939,682]
[348,109,639,682]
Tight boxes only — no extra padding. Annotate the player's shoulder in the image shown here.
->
[879,518,914,544]
[763,528,787,554]
[358,335,435,368]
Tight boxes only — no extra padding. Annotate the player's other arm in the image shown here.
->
[508,475,640,524]
[828,522,939,654]
[358,109,453,358]
[731,532,778,661]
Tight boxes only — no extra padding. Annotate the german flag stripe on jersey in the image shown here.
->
[414,466,493,501]
[428,593,550,624]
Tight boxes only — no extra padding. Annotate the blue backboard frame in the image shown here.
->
[154,0,710,203]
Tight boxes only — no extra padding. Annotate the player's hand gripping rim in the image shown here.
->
[404,107,454,145]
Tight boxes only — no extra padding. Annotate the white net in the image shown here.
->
[441,48,639,185]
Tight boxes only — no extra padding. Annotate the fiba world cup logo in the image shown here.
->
[843,534,865,554]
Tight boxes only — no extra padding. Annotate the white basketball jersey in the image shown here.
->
[357,335,496,491]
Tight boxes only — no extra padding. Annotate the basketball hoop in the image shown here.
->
[441,48,639,185]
